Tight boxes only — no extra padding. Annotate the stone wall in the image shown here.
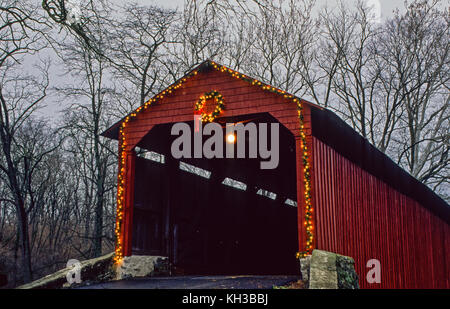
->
[17,253,169,289]
[336,254,360,289]
[17,253,116,289]
[299,250,359,289]
[115,256,169,280]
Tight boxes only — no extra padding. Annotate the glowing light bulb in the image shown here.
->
[226,133,236,144]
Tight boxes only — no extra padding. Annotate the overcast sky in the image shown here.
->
[134,0,408,20]
[40,0,411,119]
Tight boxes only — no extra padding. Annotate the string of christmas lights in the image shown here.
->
[113,61,314,264]
[295,101,314,259]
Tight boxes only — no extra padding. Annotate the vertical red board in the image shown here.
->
[123,150,136,257]
[311,137,450,288]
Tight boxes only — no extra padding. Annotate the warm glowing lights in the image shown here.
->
[194,90,225,123]
[114,125,126,264]
[226,133,236,144]
[113,60,314,264]
[296,99,314,259]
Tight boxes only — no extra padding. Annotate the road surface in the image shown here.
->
[77,275,300,289]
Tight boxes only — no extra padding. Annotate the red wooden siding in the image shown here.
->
[123,150,136,257]
[121,69,311,151]
[312,137,450,288]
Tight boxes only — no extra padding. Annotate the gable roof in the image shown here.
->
[101,59,321,140]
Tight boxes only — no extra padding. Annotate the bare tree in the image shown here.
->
[198,0,318,96]
[107,3,178,109]
[42,0,111,58]
[54,2,118,257]
[384,1,449,196]
[314,0,449,200]
[316,1,380,140]
[15,121,68,275]
[162,0,226,81]
[0,0,53,283]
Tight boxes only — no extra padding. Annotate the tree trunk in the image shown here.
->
[93,132,105,258]
[93,192,103,257]
[16,201,32,283]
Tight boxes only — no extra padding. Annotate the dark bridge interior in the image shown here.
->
[132,113,299,275]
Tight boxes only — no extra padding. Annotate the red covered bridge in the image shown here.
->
[102,60,449,289]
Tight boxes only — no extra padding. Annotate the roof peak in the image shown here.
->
[101,59,319,139]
